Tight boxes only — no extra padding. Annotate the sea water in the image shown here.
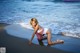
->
[0,0,80,38]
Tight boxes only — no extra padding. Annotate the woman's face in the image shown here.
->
[32,21,36,27]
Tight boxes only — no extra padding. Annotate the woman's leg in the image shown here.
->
[38,39,44,46]
[46,29,64,45]
[46,29,53,44]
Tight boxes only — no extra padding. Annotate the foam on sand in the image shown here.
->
[4,23,80,53]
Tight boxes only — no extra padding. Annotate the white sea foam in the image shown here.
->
[0,1,80,38]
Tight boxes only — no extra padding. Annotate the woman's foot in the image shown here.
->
[47,40,64,46]
[56,39,64,44]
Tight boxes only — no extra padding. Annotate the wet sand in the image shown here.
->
[0,23,70,53]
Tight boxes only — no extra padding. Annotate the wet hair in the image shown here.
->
[30,18,38,25]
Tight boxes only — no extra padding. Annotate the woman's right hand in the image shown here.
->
[29,40,32,45]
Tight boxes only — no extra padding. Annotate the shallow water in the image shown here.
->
[0,0,80,38]
[5,24,80,53]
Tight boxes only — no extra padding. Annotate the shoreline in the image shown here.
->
[0,23,70,53]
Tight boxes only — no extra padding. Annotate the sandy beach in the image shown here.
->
[0,0,80,53]
[0,23,72,53]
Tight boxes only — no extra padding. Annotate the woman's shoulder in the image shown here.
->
[36,24,39,28]
[33,24,39,29]
[35,24,42,29]
[37,24,41,27]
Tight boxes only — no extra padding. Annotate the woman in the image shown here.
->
[29,18,64,46]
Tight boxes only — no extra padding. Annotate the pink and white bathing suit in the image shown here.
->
[36,28,49,40]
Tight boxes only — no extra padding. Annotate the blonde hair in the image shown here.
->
[30,18,38,25]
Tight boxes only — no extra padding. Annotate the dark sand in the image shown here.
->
[0,23,71,53]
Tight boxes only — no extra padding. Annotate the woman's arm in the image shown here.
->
[30,32,35,42]
[29,25,39,44]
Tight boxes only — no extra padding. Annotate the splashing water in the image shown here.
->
[0,1,80,38]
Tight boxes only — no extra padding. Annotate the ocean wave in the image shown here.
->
[0,1,80,38]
